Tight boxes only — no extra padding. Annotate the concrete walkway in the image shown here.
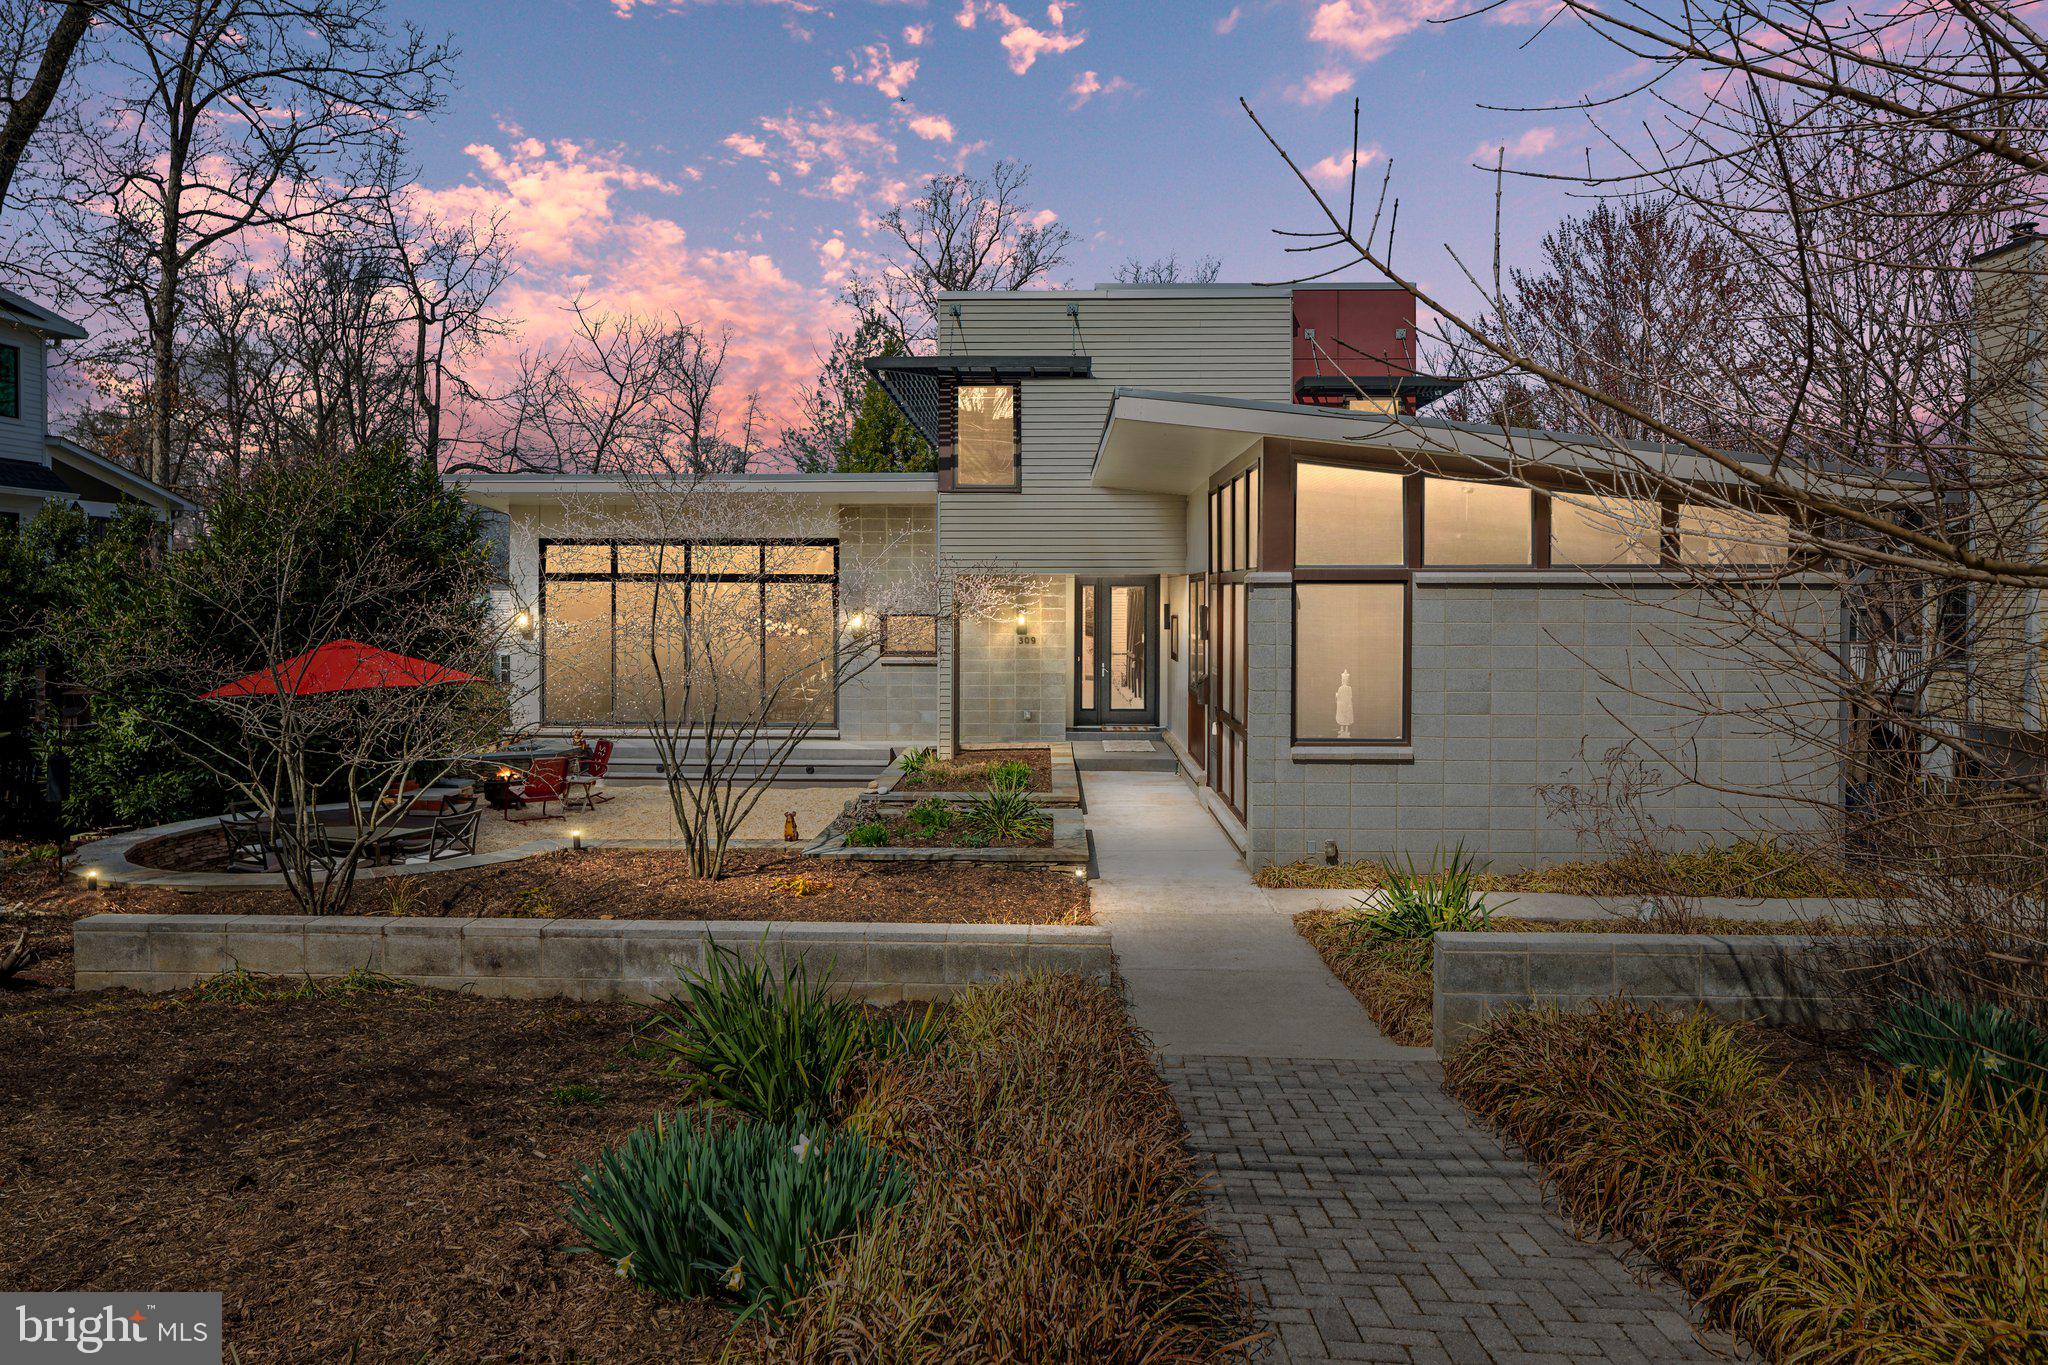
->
[1084,772,1735,1363]
[1087,771,1428,1061]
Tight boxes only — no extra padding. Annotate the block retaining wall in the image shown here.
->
[73,913,1112,1004]
[1434,931,1874,1055]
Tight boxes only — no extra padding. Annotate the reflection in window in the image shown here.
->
[543,581,612,723]
[1551,493,1662,566]
[1295,463,1404,566]
[764,581,835,722]
[881,613,938,658]
[1678,505,1791,566]
[956,384,1017,487]
[546,542,611,574]
[542,541,838,724]
[1295,584,1404,741]
[1424,478,1532,565]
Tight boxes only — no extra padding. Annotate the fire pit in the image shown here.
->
[481,767,524,811]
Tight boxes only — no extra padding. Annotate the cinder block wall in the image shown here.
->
[835,505,939,744]
[958,574,1071,745]
[1246,580,1839,870]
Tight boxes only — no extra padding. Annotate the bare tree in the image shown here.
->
[0,0,102,219]
[489,303,757,476]
[57,0,452,488]
[1113,252,1223,285]
[1241,13,2048,1013]
[852,159,1076,346]
[1433,197,1752,442]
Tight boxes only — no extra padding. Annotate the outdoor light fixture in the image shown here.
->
[513,609,534,639]
[569,829,585,852]
[846,611,868,633]
[1014,609,1029,637]
[1322,840,1341,866]
[85,868,104,892]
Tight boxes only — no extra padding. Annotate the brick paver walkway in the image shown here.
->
[1084,773,1737,1363]
[1166,1055,1734,1363]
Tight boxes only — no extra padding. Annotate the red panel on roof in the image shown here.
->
[1291,289,1418,386]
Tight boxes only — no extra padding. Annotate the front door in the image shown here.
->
[1074,578,1157,726]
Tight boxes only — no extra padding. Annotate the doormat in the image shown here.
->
[1099,740,1157,753]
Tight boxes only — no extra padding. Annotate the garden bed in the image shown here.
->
[1445,1003,2046,1362]
[889,745,1052,792]
[0,846,1090,997]
[1,970,1255,1361]
[1296,907,1843,1046]
[1259,839,1890,898]
[0,983,742,1361]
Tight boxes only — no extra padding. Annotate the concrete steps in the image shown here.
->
[1067,731,1180,773]
[538,734,896,785]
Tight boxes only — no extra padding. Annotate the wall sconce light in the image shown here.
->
[1014,609,1029,637]
[846,611,869,634]
[513,609,534,640]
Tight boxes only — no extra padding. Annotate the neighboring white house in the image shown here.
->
[457,282,1838,869]
[0,287,194,527]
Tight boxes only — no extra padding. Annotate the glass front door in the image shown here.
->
[1074,578,1157,726]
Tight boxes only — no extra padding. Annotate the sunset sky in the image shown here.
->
[295,1,1646,431]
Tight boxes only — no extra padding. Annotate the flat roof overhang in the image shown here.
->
[450,471,939,513]
[1092,389,1865,497]
[863,354,1093,446]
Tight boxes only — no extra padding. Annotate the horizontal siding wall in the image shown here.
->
[0,321,48,465]
[937,294,1292,573]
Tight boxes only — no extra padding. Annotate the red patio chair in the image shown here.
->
[584,738,614,803]
[508,756,571,821]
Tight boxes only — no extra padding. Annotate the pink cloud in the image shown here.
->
[957,0,1087,73]
[1067,69,1132,108]
[906,111,957,141]
[416,135,837,435]
[1471,125,1559,162]
[1287,65,1354,104]
[903,22,931,44]
[727,102,901,203]
[1303,0,1548,61]
[833,41,919,98]
[1215,5,1243,33]
[1308,143,1384,182]
[610,0,822,19]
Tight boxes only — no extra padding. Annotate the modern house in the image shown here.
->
[0,287,194,526]
[462,281,1836,870]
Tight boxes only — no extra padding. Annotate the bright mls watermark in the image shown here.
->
[4,1294,220,1363]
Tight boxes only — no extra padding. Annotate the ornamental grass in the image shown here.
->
[1445,1002,2048,1362]
[765,973,1257,1363]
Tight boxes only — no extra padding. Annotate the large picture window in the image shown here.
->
[542,541,838,725]
[1551,493,1661,566]
[955,384,1018,487]
[1678,505,1791,567]
[1423,477,1533,565]
[1294,584,1406,743]
[1295,462,1403,566]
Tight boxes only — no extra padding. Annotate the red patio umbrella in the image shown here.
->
[200,639,485,699]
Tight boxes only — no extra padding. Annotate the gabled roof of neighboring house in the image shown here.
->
[0,455,72,495]
[863,354,1093,448]
[45,436,197,516]
[0,285,87,341]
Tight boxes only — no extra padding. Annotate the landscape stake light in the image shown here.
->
[569,829,584,852]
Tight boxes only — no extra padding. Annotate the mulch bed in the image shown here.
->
[0,988,741,1362]
[895,745,1054,791]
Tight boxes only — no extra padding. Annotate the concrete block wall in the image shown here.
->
[1433,930,1867,1054]
[958,574,1071,745]
[836,504,939,744]
[1246,579,1839,870]
[73,914,1113,1005]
